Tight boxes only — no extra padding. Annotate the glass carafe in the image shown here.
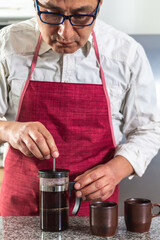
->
[39,169,81,232]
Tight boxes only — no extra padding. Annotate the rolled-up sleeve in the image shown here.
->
[114,43,160,177]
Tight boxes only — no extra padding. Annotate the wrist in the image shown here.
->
[105,155,134,185]
[0,120,11,144]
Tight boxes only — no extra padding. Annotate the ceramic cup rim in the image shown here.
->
[124,198,151,205]
[90,201,118,209]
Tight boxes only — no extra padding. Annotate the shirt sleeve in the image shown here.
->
[114,43,160,177]
[0,59,9,118]
[0,27,10,119]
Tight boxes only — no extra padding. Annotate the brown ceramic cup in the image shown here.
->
[124,198,160,233]
[90,201,118,237]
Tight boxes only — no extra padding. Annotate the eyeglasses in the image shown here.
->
[35,0,100,27]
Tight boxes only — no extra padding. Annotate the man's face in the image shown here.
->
[35,0,102,53]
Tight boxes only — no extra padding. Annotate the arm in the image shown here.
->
[75,155,134,201]
[115,43,160,177]
[0,37,59,160]
[74,43,160,201]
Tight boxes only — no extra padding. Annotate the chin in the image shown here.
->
[55,48,77,54]
[52,44,80,54]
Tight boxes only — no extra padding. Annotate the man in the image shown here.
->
[0,0,159,216]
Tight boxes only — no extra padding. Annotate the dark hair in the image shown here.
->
[34,0,102,10]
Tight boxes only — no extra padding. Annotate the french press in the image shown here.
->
[39,169,81,232]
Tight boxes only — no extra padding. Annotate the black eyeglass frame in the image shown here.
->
[35,0,101,27]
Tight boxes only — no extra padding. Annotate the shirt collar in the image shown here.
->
[81,33,92,57]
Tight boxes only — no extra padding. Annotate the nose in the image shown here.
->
[58,19,75,40]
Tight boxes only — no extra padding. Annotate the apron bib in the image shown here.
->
[0,31,118,216]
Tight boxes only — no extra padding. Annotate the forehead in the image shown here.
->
[41,0,98,8]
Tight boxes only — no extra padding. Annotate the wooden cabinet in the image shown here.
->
[0,168,4,191]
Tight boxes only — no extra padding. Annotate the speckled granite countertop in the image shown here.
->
[0,216,160,240]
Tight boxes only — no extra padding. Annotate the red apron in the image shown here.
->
[0,31,118,216]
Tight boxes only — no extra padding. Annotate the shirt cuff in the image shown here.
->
[114,144,148,179]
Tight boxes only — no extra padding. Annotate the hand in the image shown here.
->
[74,156,134,201]
[74,163,117,201]
[2,121,59,160]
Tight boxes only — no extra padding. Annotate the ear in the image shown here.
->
[99,0,103,7]
[97,0,103,15]
[33,0,36,8]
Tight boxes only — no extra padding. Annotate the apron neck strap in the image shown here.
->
[92,30,116,147]
[16,34,42,120]
[29,34,42,81]
[92,30,110,102]
[27,31,110,109]
[92,30,106,87]
[30,31,105,87]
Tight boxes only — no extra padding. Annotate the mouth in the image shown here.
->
[57,41,75,47]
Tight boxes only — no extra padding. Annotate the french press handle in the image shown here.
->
[69,181,82,215]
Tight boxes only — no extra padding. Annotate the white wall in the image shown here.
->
[0,0,35,19]
[99,0,160,34]
[1,0,160,34]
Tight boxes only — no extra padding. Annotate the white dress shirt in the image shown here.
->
[0,17,160,177]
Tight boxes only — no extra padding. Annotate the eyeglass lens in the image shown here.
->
[40,13,94,26]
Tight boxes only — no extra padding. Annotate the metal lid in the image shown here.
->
[38,169,70,178]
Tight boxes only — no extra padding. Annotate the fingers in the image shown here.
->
[86,187,115,202]
[18,139,34,157]
[22,134,45,160]
[27,123,59,159]
[37,124,59,158]
[74,165,104,190]
[77,176,106,197]
[8,121,59,160]
[81,179,115,201]
[74,164,117,201]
